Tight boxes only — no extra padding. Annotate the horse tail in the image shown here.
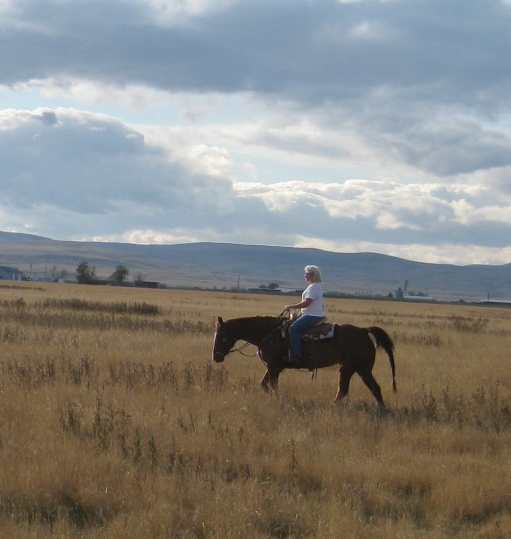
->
[367,326,397,393]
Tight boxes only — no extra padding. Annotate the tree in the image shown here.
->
[76,261,96,284]
[133,272,146,286]
[110,265,129,284]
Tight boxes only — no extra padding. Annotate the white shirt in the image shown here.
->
[301,281,324,316]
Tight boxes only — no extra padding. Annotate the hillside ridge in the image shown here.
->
[1,232,510,301]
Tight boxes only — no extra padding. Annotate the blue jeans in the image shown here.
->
[288,315,323,359]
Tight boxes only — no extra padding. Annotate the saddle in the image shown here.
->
[281,316,335,341]
[303,318,335,340]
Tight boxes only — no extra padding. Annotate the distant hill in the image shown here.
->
[1,231,510,301]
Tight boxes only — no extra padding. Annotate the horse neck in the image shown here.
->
[231,316,279,346]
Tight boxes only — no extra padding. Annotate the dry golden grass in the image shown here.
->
[1,282,511,538]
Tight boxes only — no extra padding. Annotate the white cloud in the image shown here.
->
[145,0,237,20]
[15,78,164,111]
[0,107,234,215]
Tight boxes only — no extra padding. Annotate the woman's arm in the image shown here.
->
[284,298,313,311]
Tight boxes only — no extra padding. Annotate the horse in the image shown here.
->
[212,315,396,407]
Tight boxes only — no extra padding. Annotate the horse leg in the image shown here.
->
[333,365,355,403]
[260,369,280,392]
[268,371,280,392]
[260,370,270,391]
[359,371,385,408]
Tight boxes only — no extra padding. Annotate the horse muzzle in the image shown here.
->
[213,352,225,363]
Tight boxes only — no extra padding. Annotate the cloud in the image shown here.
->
[1,0,509,106]
[0,108,233,215]
[234,178,511,245]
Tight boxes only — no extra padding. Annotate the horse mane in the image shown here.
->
[224,315,281,329]
[228,315,280,323]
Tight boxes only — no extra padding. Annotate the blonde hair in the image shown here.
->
[304,265,322,282]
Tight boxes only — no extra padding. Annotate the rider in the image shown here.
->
[284,265,324,366]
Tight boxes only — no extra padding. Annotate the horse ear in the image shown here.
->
[217,316,224,325]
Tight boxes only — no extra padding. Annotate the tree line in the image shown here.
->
[76,262,144,285]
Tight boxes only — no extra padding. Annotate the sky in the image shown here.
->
[1,0,511,266]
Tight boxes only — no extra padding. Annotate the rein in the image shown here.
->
[230,341,259,357]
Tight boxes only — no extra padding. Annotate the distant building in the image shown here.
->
[478,299,511,306]
[0,266,24,280]
[135,280,161,289]
[247,287,302,295]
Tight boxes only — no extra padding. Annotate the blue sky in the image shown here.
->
[2,0,511,265]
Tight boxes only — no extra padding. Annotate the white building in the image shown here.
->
[0,266,24,280]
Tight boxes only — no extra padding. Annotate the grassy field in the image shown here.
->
[0,282,510,538]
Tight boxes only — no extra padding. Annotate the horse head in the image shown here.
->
[212,316,237,363]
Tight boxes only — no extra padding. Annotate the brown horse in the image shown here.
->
[212,315,396,407]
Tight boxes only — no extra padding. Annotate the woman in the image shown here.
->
[284,265,324,366]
